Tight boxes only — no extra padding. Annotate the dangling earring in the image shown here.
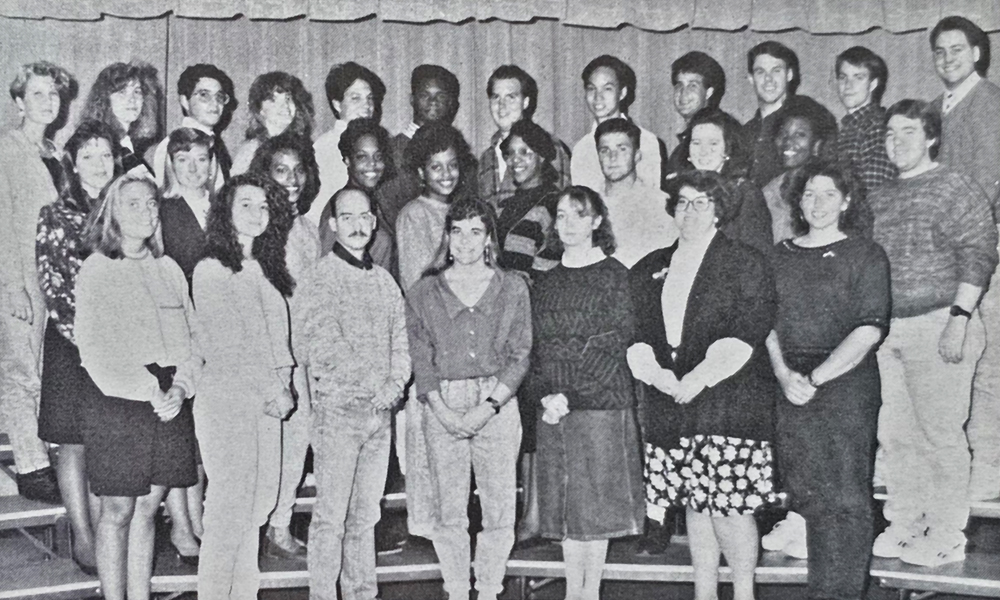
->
[484,248,492,266]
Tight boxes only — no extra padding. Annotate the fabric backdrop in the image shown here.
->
[1,8,998,160]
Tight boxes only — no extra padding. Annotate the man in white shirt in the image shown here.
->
[571,55,664,194]
[150,64,236,189]
[312,62,386,228]
[929,16,1000,502]
[595,118,677,269]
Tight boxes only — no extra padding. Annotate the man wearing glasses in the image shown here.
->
[292,186,410,600]
[151,64,237,189]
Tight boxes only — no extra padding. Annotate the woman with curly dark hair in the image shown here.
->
[246,132,320,558]
[629,170,777,600]
[525,185,643,600]
[231,72,315,176]
[81,61,163,172]
[192,172,296,598]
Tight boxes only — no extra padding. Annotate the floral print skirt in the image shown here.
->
[644,434,777,517]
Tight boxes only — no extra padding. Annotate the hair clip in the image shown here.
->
[652,267,669,280]
[822,250,836,258]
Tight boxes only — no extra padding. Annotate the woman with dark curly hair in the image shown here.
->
[526,186,644,600]
[231,72,315,176]
[765,160,890,598]
[667,108,773,254]
[192,172,296,599]
[1,60,76,505]
[81,61,163,172]
[246,132,320,558]
[36,120,119,575]
[629,170,777,600]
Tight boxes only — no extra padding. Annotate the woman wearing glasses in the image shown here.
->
[629,170,778,600]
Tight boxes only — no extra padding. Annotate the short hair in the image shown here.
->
[500,119,559,187]
[786,159,868,237]
[324,62,387,120]
[885,99,942,160]
[411,64,460,100]
[747,41,801,95]
[776,96,839,158]
[594,117,640,150]
[82,61,163,147]
[679,108,750,178]
[162,128,218,198]
[582,55,637,112]
[486,65,538,120]
[338,117,396,183]
[667,170,739,227]
[549,186,616,257]
[329,186,373,218]
[177,64,236,111]
[205,172,295,297]
[671,52,726,109]
[247,132,320,217]
[835,46,889,104]
[63,120,120,165]
[424,199,501,277]
[405,122,476,179]
[502,119,556,163]
[931,16,991,76]
[9,61,75,101]
[83,173,162,259]
[245,71,315,140]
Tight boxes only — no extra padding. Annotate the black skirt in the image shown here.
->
[38,320,102,445]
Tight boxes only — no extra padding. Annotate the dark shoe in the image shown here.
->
[170,542,200,567]
[512,536,550,552]
[72,556,98,577]
[636,517,671,556]
[262,529,307,560]
[16,466,62,504]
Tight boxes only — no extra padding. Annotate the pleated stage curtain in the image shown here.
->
[1,3,998,158]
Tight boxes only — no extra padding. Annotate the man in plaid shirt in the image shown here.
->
[833,46,897,196]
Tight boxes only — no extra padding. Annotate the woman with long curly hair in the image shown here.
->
[81,61,163,172]
[231,72,315,176]
[246,132,321,558]
[192,172,297,599]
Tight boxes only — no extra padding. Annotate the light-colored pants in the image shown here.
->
[405,388,436,537]
[0,286,50,474]
[969,248,1000,499]
[424,378,522,600]
[877,307,985,538]
[269,396,311,529]
[309,396,391,600]
[195,399,281,600]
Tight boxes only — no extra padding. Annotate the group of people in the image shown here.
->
[1,12,999,600]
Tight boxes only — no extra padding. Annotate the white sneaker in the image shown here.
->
[762,511,806,552]
[899,533,966,567]
[873,524,921,559]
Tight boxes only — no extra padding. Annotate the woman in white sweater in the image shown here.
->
[75,172,202,600]
[192,172,296,599]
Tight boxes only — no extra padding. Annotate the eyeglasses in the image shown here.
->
[191,89,230,105]
[336,212,375,226]
[676,195,714,212]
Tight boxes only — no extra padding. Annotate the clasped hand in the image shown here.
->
[264,387,296,419]
[151,384,186,422]
[540,393,569,424]
[432,396,495,439]
[777,370,816,406]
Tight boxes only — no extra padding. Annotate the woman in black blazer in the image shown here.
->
[629,169,777,600]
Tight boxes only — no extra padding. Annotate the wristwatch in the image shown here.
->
[950,305,972,319]
[486,397,502,414]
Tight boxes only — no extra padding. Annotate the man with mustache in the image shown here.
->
[292,186,410,600]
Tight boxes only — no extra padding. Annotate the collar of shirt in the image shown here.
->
[562,245,607,268]
[943,71,982,114]
[841,102,881,127]
[120,135,134,153]
[403,122,420,139]
[332,242,373,270]
[181,116,215,137]
[435,268,504,319]
[493,129,509,182]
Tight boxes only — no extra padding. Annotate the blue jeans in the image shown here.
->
[423,377,522,600]
[309,395,391,600]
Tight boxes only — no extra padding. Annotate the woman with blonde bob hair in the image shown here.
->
[75,172,201,600]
